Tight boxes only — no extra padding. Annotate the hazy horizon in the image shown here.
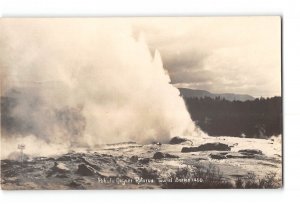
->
[175,86,281,98]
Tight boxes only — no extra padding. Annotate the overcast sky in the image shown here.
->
[133,17,281,97]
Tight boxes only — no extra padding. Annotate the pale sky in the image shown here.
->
[0,17,281,97]
[132,17,281,97]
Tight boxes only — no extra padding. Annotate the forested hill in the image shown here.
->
[183,96,282,138]
[179,88,255,102]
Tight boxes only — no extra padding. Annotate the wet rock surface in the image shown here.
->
[0,136,282,189]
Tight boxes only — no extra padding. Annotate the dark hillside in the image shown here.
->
[183,96,282,138]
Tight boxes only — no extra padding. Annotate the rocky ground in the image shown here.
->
[0,135,282,190]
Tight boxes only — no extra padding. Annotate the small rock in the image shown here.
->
[56,174,68,178]
[210,153,227,160]
[153,152,164,159]
[46,162,69,177]
[238,149,263,155]
[153,152,179,159]
[169,137,189,144]
[198,143,231,151]
[226,154,255,159]
[68,181,84,189]
[130,155,139,163]
[76,164,97,176]
[52,162,69,173]
[181,147,200,153]
[181,142,231,152]
[164,153,179,159]
[139,158,150,164]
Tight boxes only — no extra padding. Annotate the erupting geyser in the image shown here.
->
[1,19,200,157]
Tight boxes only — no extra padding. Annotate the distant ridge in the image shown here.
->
[178,88,255,102]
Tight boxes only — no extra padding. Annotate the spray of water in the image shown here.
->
[0,19,201,158]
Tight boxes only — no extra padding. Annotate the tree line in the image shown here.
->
[183,96,282,138]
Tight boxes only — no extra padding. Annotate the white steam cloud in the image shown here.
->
[0,19,200,158]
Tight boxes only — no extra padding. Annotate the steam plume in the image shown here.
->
[0,19,199,157]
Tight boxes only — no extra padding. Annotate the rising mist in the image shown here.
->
[0,19,200,158]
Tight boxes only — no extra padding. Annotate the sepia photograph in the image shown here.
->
[0,17,282,190]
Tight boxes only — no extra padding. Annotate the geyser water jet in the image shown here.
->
[0,19,201,157]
